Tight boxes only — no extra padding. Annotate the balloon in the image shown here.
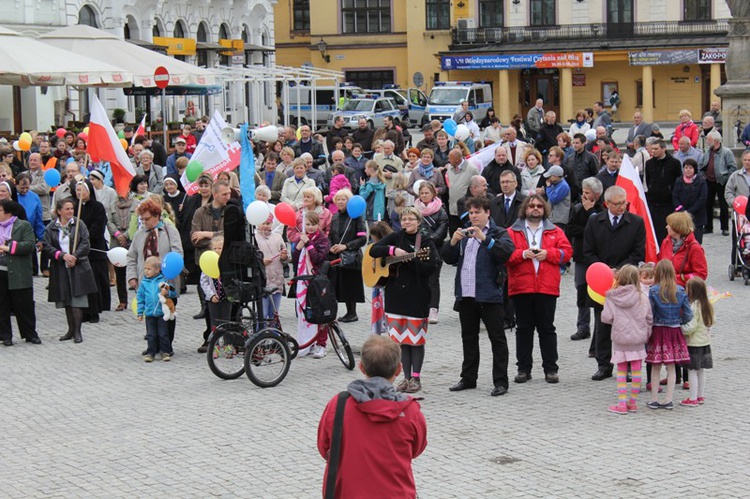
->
[346,195,366,219]
[587,286,606,306]
[584,129,597,142]
[66,157,76,164]
[55,128,66,138]
[246,200,271,226]
[455,124,470,141]
[186,160,204,182]
[43,168,61,188]
[83,127,89,135]
[77,132,87,141]
[119,138,128,150]
[274,202,297,226]
[586,262,615,296]
[18,139,31,151]
[107,247,128,267]
[443,118,457,137]
[117,130,125,139]
[296,127,302,140]
[12,140,20,152]
[199,250,220,279]
[733,195,748,215]
[412,179,425,196]
[161,252,184,280]
[19,132,32,143]
[131,297,138,316]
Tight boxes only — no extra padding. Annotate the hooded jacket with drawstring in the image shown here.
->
[317,377,427,499]
[601,284,653,354]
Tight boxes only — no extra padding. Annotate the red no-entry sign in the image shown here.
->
[154,66,170,89]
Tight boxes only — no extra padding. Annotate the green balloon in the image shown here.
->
[186,160,204,182]
[117,130,125,139]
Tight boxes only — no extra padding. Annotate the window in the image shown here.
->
[342,0,391,34]
[197,23,209,68]
[293,0,311,31]
[78,5,98,27]
[479,0,504,28]
[345,70,395,90]
[426,0,450,30]
[174,20,186,39]
[683,0,710,21]
[530,0,555,27]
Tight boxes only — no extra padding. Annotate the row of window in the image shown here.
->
[293,0,713,32]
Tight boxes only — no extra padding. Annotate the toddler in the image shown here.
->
[680,277,714,406]
[137,256,177,362]
[200,237,231,338]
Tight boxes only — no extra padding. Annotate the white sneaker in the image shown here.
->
[312,344,327,359]
[428,308,439,324]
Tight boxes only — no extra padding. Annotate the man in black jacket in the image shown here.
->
[294,125,326,168]
[566,134,599,189]
[644,139,682,244]
[442,196,515,396]
[482,146,522,196]
[351,118,374,155]
[566,177,604,345]
[583,185,646,381]
[326,115,350,152]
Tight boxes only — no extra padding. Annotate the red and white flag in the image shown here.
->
[616,154,659,263]
[131,114,147,145]
[87,95,136,198]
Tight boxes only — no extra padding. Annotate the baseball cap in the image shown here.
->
[124,126,134,133]
[543,165,565,178]
[174,137,186,144]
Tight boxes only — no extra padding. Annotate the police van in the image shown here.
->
[327,97,402,130]
[364,85,428,129]
[282,83,363,129]
[423,81,493,126]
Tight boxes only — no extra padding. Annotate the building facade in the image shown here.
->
[275,0,730,125]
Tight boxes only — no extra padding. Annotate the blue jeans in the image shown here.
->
[262,293,282,320]
[145,316,171,356]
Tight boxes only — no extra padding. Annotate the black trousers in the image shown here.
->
[428,260,442,309]
[457,298,508,388]
[593,306,613,372]
[512,293,559,375]
[0,273,37,342]
[114,265,128,305]
[705,180,728,232]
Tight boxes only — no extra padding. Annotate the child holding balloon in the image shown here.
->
[200,237,232,338]
[601,265,652,415]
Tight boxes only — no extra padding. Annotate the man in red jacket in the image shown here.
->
[506,194,572,384]
[318,335,427,498]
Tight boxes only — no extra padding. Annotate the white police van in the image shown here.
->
[423,81,493,126]
[365,85,428,129]
[282,82,363,129]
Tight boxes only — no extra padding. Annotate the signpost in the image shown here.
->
[154,66,170,146]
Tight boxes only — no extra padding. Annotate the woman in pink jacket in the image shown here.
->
[324,163,352,214]
[601,265,653,415]
[671,109,700,149]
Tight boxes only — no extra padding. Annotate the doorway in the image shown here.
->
[520,68,559,120]
[607,0,634,38]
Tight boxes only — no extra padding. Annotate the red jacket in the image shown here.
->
[318,388,427,499]
[182,133,197,154]
[506,219,572,297]
[659,232,708,287]
[672,121,700,149]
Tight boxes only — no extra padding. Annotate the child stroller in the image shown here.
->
[728,211,750,285]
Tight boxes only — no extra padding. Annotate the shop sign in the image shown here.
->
[572,74,586,86]
[628,49,697,66]
[153,37,197,56]
[698,48,727,64]
[441,52,593,70]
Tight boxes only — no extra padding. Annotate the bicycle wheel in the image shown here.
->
[244,329,291,388]
[328,322,355,370]
[207,325,249,380]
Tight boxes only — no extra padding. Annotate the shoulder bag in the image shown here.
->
[324,391,350,499]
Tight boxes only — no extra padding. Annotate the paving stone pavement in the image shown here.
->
[2,232,749,498]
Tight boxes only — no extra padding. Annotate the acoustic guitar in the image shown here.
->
[361,244,430,287]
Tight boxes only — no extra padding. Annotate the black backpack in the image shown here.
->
[303,274,338,324]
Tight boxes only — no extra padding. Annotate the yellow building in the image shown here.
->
[275,0,730,125]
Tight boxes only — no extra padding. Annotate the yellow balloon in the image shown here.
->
[296,127,302,141]
[131,297,138,316]
[83,126,89,135]
[19,132,32,143]
[18,139,31,151]
[199,250,221,279]
[587,286,606,306]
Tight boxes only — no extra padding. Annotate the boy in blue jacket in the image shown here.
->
[137,256,176,362]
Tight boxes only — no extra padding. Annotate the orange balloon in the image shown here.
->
[18,138,31,151]
[119,138,128,150]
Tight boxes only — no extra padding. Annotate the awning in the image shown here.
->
[0,25,132,87]
[38,25,217,88]
[196,41,225,51]
[127,38,167,52]
[244,43,275,52]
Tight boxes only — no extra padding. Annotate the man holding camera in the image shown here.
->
[505,194,572,385]
[442,197,515,396]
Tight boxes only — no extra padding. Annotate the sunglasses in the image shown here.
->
[528,203,545,209]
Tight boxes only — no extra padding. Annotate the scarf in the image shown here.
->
[671,237,685,255]
[143,221,164,259]
[575,119,586,128]
[415,196,443,217]
[418,162,435,180]
[0,215,17,245]
[683,173,695,184]
[55,218,74,253]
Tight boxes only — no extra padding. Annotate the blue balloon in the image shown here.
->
[347,195,366,219]
[66,157,76,164]
[43,168,61,188]
[161,252,184,280]
[443,118,458,137]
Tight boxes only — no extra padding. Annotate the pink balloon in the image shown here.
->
[733,195,748,215]
[586,262,615,296]
[77,132,88,141]
[56,128,66,138]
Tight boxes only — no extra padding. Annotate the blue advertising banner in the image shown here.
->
[441,53,593,70]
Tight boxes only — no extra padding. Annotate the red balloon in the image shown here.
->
[56,127,66,138]
[586,262,615,296]
[274,202,297,226]
[77,132,88,141]
[733,195,748,215]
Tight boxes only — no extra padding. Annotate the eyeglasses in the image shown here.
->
[528,203,545,209]
[608,200,627,207]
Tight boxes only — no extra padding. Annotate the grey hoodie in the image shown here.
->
[347,377,409,403]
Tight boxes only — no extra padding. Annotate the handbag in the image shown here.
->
[339,249,362,269]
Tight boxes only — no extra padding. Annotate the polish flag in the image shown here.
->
[616,154,659,263]
[131,114,147,146]
[87,95,135,198]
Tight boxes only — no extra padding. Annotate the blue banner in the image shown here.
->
[441,53,592,70]
[239,123,255,210]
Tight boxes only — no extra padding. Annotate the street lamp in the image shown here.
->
[317,38,331,63]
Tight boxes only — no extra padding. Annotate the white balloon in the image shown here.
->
[412,179,425,195]
[246,200,271,225]
[12,140,20,152]
[455,124,470,141]
[107,247,128,268]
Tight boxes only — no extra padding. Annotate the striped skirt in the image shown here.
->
[386,313,428,346]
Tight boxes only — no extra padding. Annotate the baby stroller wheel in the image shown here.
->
[728,264,736,281]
